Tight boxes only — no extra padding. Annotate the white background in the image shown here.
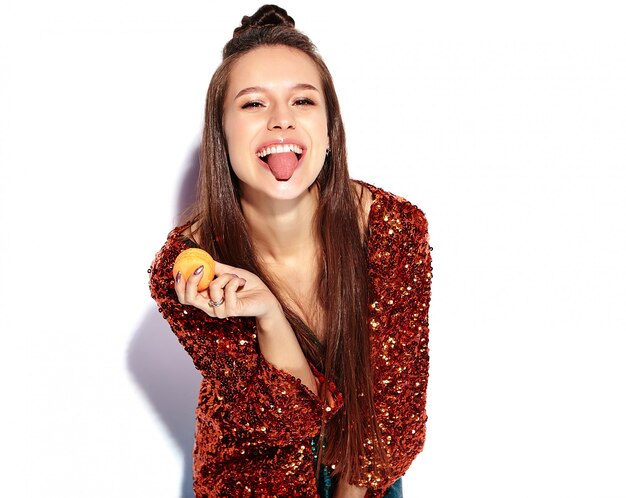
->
[1,1,625,497]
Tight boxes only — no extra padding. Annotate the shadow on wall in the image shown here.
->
[127,147,201,498]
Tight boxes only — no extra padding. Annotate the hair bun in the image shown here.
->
[234,4,295,36]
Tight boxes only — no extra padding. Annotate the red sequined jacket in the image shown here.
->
[149,182,431,497]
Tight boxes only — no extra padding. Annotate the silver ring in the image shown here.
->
[208,296,225,307]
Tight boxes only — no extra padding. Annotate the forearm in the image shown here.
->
[256,305,319,395]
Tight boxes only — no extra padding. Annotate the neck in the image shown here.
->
[240,185,319,266]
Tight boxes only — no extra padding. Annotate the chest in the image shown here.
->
[270,265,324,337]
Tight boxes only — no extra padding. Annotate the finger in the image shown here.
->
[223,276,247,313]
[184,265,205,303]
[208,272,240,301]
[208,273,230,318]
[203,298,217,318]
[213,261,240,278]
[208,273,242,319]
[174,271,187,303]
[174,270,200,305]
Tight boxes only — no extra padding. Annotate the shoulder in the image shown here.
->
[360,183,433,305]
[355,180,429,236]
[354,180,431,280]
[150,223,195,277]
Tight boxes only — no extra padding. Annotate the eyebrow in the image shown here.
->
[234,83,321,100]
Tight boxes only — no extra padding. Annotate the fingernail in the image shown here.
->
[194,265,204,275]
[175,272,182,283]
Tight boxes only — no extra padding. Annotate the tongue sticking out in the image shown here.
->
[266,151,299,181]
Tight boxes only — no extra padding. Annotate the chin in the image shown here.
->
[243,170,321,201]
[267,176,316,199]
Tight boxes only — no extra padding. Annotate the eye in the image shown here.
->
[293,97,315,106]
[241,101,264,109]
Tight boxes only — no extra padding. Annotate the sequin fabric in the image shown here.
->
[148,182,431,497]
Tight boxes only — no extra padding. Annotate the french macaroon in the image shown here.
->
[172,248,216,292]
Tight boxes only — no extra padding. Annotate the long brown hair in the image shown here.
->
[186,4,388,482]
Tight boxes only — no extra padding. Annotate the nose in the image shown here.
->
[267,103,295,130]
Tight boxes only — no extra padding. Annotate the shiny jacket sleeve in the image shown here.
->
[359,196,432,496]
[148,227,342,447]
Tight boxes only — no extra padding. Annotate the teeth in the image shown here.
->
[256,143,303,158]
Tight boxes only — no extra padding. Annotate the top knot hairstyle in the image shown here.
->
[223,4,310,59]
[191,4,389,484]
[234,4,295,35]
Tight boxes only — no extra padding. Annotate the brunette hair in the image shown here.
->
[187,4,388,482]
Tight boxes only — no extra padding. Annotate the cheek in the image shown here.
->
[223,119,249,167]
[222,118,259,180]
[223,112,262,148]
[301,114,328,143]
[314,110,329,142]
[222,113,239,149]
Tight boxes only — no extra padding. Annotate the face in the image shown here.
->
[222,45,329,201]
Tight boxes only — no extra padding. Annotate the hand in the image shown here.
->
[174,260,280,320]
[175,259,319,394]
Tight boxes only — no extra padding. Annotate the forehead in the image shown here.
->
[227,45,322,93]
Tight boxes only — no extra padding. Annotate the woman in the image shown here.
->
[149,5,432,497]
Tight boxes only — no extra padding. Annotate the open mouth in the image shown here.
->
[256,143,304,181]
[256,143,303,162]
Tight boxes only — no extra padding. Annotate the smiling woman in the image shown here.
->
[223,45,329,196]
[148,4,431,498]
